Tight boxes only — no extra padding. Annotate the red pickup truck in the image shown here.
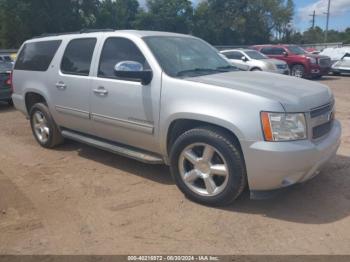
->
[252,45,331,79]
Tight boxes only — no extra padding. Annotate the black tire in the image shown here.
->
[291,64,305,78]
[170,127,247,206]
[7,99,13,106]
[29,103,64,148]
[251,68,261,71]
[333,72,341,76]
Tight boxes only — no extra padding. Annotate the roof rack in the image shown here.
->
[31,28,115,39]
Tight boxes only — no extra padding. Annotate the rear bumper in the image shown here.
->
[241,120,341,191]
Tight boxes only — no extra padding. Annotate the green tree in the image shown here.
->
[134,0,193,33]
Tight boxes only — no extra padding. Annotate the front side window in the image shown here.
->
[144,36,235,77]
[61,38,97,76]
[287,46,307,55]
[15,40,62,71]
[244,50,268,60]
[98,37,149,79]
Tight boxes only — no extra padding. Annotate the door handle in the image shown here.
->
[93,87,108,96]
[55,82,67,90]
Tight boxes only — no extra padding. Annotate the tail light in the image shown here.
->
[6,71,13,92]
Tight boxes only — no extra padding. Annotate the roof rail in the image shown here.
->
[31,29,115,39]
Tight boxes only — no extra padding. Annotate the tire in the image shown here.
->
[170,127,247,206]
[7,99,13,106]
[333,72,341,76]
[251,68,261,71]
[29,103,64,148]
[291,64,305,78]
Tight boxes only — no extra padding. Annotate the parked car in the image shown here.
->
[331,53,350,75]
[252,44,331,79]
[0,63,13,105]
[12,31,341,206]
[220,49,290,75]
[0,55,14,65]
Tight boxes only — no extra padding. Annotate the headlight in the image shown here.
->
[261,112,307,141]
[307,57,317,64]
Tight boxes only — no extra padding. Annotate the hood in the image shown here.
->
[188,71,332,112]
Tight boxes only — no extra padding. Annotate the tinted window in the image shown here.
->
[15,40,61,71]
[98,37,149,79]
[272,48,286,55]
[260,47,273,55]
[223,51,243,60]
[61,38,96,76]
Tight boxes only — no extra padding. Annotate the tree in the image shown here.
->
[134,0,193,33]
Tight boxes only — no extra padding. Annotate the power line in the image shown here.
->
[309,10,316,29]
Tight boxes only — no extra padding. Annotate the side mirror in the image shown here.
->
[241,56,248,62]
[283,51,288,57]
[114,61,153,85]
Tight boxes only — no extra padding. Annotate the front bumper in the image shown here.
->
[241,120,341,191]
[309,65,330,76]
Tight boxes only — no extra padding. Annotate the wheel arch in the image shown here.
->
[164,116,245,159]
[25,91,48,114]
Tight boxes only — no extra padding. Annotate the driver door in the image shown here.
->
[90,37,161,152]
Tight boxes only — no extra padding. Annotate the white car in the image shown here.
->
[221,49,290,75]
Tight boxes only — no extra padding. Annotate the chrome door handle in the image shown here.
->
[93,87,108,96]
[55,82,67,90]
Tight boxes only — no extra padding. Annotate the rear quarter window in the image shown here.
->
[14,40,62,71]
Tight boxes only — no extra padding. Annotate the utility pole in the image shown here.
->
[324,0,331,42]
[310,10,316,29]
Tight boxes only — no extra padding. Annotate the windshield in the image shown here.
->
[244,50,268,60]
[143,36,235,77]
[287,46,307,55]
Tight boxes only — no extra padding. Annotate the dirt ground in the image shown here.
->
[0,76,349,255]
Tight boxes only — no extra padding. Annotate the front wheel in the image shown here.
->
[291,64,305,78]
[170,127,247,206]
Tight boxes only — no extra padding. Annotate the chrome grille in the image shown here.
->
[310,102,334,139]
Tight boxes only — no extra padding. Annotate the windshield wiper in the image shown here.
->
[176,68,221,77]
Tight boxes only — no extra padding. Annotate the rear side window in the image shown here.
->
[61,38,97,76]
[260,47,273,55]
[98,37,149,79]
[223,51,243,60]
[15,40,62,71]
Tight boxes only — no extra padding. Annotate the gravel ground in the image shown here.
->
[0,75,349,255]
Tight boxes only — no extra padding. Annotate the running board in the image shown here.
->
[61,130,164,164]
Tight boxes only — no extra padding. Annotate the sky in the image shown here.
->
[138,0,350,32]
[294,0,350,32]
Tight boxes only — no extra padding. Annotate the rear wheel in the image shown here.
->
[291,64,305,78]
[170,127,247,206]
[30,103,64,148]
[251,68,262,71]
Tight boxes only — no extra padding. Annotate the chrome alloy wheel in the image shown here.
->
[178,143,229,196]
[33,111,50,144]
[292,65,304,78]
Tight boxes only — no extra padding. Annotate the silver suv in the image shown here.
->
[12,30,341,206]
[221,49,290,75]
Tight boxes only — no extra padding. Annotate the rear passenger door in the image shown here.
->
[48,38,97,134]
